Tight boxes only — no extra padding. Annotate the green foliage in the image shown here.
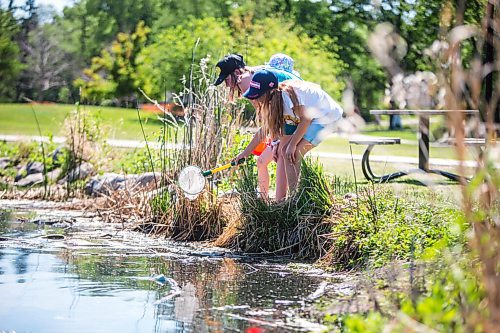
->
[232,15,346,99]
[114,148,159,175]
[233,158,333,258]
[326,252,486,333]
[342,312,388,333]
[136,17,233,98]
[290,0,387,116]
[56,0,159,61]
[331,175,358,197]
[75,21,151,104]
[329,188,463,269]
[137,14,346,100]
[0,9,23,101]
[0,140,60,181]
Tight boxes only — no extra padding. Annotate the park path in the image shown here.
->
[1,134,497,169]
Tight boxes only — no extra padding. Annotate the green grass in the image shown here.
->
[0,103,481,161]
[318,136,478,161]
[0,103,164,140]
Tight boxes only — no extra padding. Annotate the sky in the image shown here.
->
[7,0,73,13]
[36,0,72,12]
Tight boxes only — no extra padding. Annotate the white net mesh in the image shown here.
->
[178,166,206,195]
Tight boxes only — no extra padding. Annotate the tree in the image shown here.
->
[18,25,70,101]
[288,0,387,118]
[0,9,23,101]
[74,21,151,105]
[136,17,234,98]
[229,13,346,99]
[136,14,346,100]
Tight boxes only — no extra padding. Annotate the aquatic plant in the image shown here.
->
[215,157,340,259]
[62,103,106,197]
[132,49,247,241]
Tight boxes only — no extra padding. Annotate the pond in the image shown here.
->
[0,205,346,333]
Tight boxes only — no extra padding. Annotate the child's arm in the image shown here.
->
[285,106,312,163]
[233,128,264,161]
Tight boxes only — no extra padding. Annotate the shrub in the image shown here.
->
[323,188,462,270]
[216,157,336,259]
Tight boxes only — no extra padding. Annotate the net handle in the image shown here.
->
[202,158,246,177]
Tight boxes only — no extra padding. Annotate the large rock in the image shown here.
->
[47,168,62,182]
[84,173,126,196]
[14,173,44,187]
[13,169,61,187]
[0,157,11,170]
[84,172,161,196]
[15,161,45,182]
[135,172,160,187]
[58,162,94,184]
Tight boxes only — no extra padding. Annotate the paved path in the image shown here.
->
[1,134,497,168]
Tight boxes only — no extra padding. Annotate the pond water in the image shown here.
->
[0,207,337,333]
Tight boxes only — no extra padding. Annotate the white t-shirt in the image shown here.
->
[282,82,343,125]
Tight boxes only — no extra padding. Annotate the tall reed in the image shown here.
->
[27,100,49,198]
[215,157,338,259]
[137,51,246,241]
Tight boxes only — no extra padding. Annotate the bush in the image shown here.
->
[325,187,462,270]
[216,158,335,259]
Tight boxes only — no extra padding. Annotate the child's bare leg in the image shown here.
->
[257,146,273,198]
[275,136,292,201]
[283,139,314,193]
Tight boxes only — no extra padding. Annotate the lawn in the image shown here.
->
[0,103,163,140]
[0,103,481,161]
[317,135,479,160]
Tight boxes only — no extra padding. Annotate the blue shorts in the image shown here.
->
[283,122,331,146]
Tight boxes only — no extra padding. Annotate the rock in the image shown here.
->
[58,162,94,184]
[47,168,62,182]
[134,172,159,187]
[50,146,65,165]
[42,234,66,240]
[0,157,11,170]
[14,173,44,187]
[84,173,126,196]
[15,161,45,181]
[12,168,60,187]
[27,161,44,174]
[84,172,161,196]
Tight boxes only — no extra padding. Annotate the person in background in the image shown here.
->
[236,69,343,201]
[214,53,302,198]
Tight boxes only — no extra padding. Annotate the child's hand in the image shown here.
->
[285,143,298,164]
[232,152,247,164]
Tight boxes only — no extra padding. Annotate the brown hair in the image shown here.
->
[257,81,300,139]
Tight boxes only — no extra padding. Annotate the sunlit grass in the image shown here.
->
[0,103,162,139]
[317,135,478,160]
[0,103,482,161]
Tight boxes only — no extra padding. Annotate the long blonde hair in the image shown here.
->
[257,81,300,138]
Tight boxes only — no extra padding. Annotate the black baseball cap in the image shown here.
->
[214,54,246,86]
[243,69,278,100]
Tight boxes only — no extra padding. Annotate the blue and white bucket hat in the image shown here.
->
[268,53,300,77]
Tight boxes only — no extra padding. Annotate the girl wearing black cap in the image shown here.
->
[238,69,343,201]
[215,53,302,199]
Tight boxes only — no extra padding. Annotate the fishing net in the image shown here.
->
[178,165,206,196]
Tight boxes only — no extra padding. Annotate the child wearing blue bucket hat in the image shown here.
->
[215,53,301,199]
[234,69,343,201]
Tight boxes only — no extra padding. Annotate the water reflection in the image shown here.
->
[0,248,323,332]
